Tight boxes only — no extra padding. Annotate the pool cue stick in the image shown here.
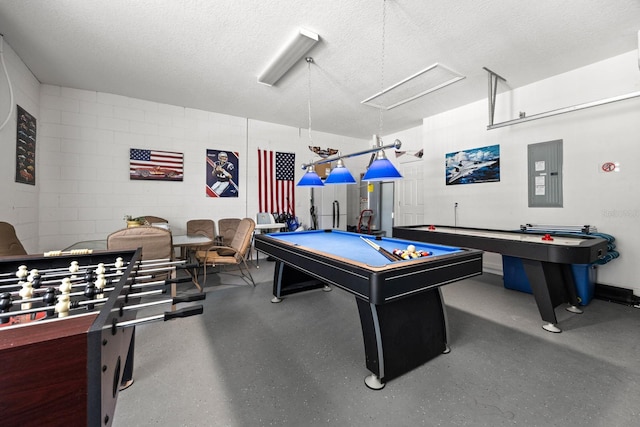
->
[359,236,403,261]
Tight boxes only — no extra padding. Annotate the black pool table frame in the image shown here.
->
[254,231,483,389]
[393,224,609,333]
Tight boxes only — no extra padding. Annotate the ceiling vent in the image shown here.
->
[361,63,465,110]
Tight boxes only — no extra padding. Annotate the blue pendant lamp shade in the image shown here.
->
[297,165,325,187]
[362,150,403,181]
[324,158,357,184]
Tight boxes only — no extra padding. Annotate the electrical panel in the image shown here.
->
[528,139,563,207]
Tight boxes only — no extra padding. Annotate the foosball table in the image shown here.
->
[0,249,204,427]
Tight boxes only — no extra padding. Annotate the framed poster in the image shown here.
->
[445,144,500,185]
[206,149,239,197]
[129,148,184,181]
[15,105,36,185]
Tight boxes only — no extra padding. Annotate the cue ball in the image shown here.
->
[407,244,416,253]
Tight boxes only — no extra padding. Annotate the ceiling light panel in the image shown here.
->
[362,63,465,110]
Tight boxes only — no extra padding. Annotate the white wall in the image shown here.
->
[0,41,40,252]
[413,50,640,292]
[33,88,368,251]
[245,119,367,231]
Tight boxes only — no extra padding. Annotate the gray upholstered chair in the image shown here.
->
[195,218,256,286]
[0,221,27,256]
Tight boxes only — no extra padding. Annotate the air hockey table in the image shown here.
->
[393,224,609,332]
[254,229,483,389]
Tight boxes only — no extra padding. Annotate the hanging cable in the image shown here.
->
[306,57,314,145]
[0,34,15,131]
[378,0,387,137]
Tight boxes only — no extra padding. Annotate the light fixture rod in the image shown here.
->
[301,139,402,169]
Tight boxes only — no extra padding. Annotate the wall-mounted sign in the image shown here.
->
[599,162,620,173]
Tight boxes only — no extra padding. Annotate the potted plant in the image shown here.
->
[124,215,145,228]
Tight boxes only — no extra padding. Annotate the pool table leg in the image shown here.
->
[270,261,327,303]
[356,288,448,389]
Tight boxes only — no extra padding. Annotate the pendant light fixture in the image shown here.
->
[364,0,403,182]
[324,157,357,184]
[298,1,403,184]
[297,57,325,187]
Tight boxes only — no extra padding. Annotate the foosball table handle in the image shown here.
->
[164,305,203,320]
[173,293,206,304]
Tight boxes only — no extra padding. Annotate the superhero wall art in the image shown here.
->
[206,149,239,197]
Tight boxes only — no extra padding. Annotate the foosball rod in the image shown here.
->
[1,258,191,284]
[0,257,142,279]
[0,269,190,294]
[2,276,193,311]
[113,305,204,329]
[0,257,185,281]
[0,262,196,291]
[113,293,206,313]
[1,289,204,320]
[7,275,188,304]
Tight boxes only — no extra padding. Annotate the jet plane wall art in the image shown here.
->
[445,144,500,185]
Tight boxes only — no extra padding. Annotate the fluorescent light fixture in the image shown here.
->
[258,28,319,86]
[361,63,465,110]
[297,166,324,187]
[362,150,403,181]
[324,159,357,185]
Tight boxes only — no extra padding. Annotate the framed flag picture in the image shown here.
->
[206,149,239,197]
[15,105,36,185]
[129,148,184,181]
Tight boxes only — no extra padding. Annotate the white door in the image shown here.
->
[395,163,425,226]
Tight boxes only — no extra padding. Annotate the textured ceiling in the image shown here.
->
[0,0,638,139]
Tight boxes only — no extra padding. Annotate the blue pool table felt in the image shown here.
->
[266,230,463,267]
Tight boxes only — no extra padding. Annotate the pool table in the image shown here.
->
[254,229,483,389]
[393,224,609,332]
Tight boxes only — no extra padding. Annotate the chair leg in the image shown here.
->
[241,258,256,286]
[203,262,207,287]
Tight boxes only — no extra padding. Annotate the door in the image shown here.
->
[395,163,424,226]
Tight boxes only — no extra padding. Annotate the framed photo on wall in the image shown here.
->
[129,148,184,181]
[445,144,500,185]
[206,149,239,197]
[15,105,36,185]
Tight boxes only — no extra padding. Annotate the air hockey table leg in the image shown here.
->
[561,264,584,314]
[521,259,569,333]
[364,373,385,390]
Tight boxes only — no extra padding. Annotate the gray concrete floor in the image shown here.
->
[112,262,640,427]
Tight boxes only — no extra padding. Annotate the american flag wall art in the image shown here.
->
[130,148,184,181]
[258,149,295,216]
